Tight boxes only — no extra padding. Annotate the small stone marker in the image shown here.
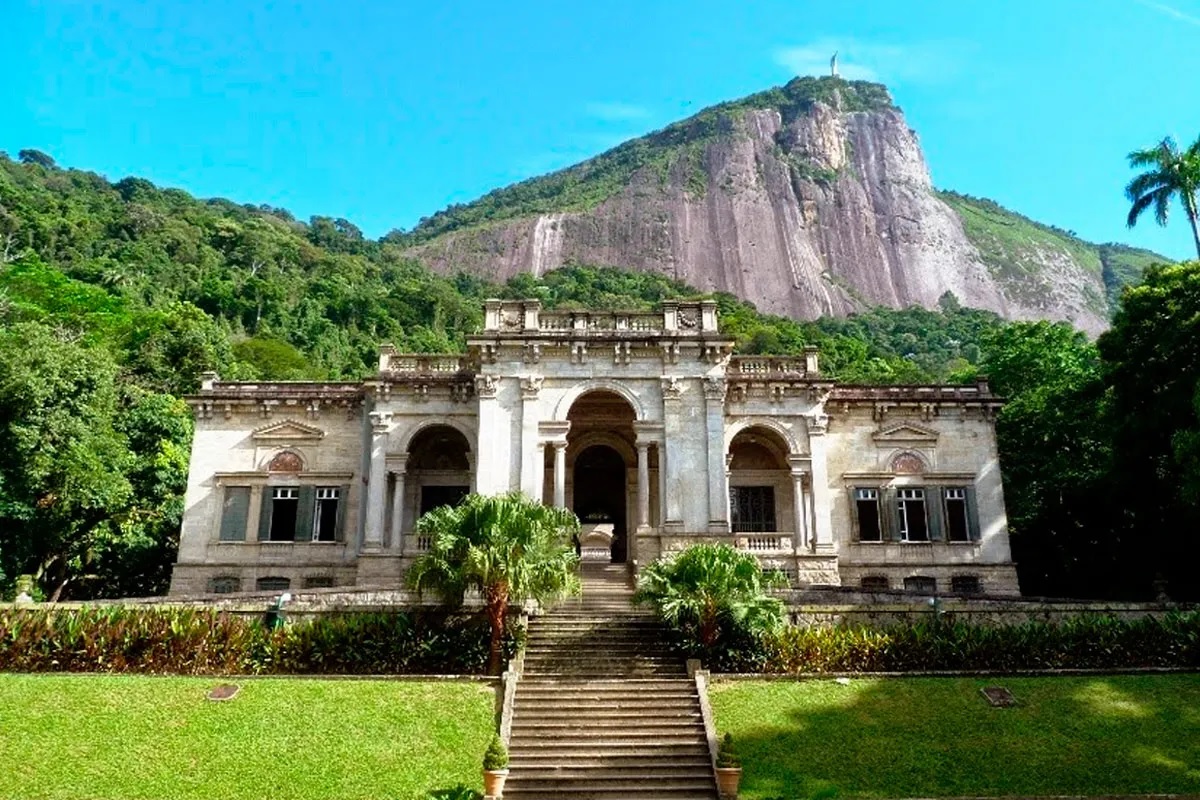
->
[980,686,1016,707]
[207,684,240,702]
[835,677,851,686]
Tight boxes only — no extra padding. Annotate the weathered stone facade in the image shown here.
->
[170,300,1020,596]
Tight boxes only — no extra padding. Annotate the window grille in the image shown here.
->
[256,576,291,592]
[730,486,776,532]
[903,575,937,594]
[951,575,982,594]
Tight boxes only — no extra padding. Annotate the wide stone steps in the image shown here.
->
[504,566,717,800]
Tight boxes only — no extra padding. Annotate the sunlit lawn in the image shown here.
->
[710,674,1200,799]
[0,675,494,800]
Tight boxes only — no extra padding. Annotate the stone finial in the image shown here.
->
[200,371,219,391]
[804,345,820,375]
[975,375,991,395]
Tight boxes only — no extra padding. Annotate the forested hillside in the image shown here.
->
[1,151,1197,603]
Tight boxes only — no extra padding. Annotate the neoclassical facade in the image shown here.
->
[170,300,1020,596]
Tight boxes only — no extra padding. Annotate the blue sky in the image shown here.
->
[3,0,1198,259]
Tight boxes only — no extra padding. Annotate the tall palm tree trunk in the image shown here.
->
[1186,192,1200,260]
[485,583,509,675]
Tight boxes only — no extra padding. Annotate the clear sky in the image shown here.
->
[3,0,1198,259]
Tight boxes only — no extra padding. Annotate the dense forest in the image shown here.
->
[1,151,1197,601]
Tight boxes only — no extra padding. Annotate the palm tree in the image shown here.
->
[407,492,581,674]
[634,543,786,649]
[1126,135,1200,260]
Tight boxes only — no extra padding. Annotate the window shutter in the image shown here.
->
[927,485,945,541]
[257,489,274,541]
[882,486,900,541]
[294,486,316,541]
[847,487,861,539]
[335,484,350,542]
[219,487,250,541]
[965,485,982,541]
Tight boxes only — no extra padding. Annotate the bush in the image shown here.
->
[748,612,1200,674]
[482,733,508,771]
[0,607,523,675]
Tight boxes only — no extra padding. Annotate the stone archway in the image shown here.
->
[563,390,638,563]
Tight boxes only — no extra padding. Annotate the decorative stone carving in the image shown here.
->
[678,310,699,329]
[368,410,393,434]
[475,375,499,399]
[703,376,726,401]
[891,451,927,474]
[807,413,830,435]
[501,309,522,331]
[523,342,541,364]
[661,376,683,400]
[521,376,543,398]
[267,450,304,472]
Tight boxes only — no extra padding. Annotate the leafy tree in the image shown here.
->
[1098,261,1200,599]
[18,149,56,169]
[407,492,581,673]
[634,543,785,649]
[1126,135,1200,259]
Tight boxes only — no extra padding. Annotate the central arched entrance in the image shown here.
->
[573,445,628,562]
[562,389,638,563]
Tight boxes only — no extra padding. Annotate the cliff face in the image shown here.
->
[403,80,1114,333]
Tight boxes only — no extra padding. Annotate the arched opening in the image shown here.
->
[564,390,639,563]
[728,427,792,534]
[406,425,472,526]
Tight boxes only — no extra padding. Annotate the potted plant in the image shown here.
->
[482,733,509,797]
[714,732,742,798]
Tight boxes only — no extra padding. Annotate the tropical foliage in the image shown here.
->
[708,612,1200,674]
[0,606,516,674]
[635,543,785,653]
[407,492,581,673]
[1126,134,1200,259]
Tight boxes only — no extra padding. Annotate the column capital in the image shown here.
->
[369,411,393,435]
[552,440,569,452]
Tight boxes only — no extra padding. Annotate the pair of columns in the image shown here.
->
[541,435,656,532]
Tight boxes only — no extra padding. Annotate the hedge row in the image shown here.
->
[687,612,1200,673]
[0,607,522,674]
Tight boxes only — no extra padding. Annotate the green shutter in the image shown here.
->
[295,485,316,542]
[219,487,250,541]
[882,486,900,541]
[335,484,350,542]
[257,489,274,541]
[846,487,861,539]
[965,485,982,541]
[926,485,945,541]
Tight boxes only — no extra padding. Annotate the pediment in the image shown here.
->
[872,422,939,445]
[252,419,326,442]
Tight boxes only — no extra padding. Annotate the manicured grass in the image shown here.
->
[0,675,495,800]
[710,674,1200,799]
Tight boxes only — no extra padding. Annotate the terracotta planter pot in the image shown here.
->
[714,766,742,798]
[483,768,509,797]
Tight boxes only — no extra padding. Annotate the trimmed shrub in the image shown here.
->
[0,607,523,675]
[714,611,1200,673]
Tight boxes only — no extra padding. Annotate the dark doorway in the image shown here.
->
[573,445,628,563]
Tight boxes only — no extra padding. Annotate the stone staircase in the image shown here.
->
[503,562,719,800]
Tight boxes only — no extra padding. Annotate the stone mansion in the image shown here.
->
[170,299,1020,596]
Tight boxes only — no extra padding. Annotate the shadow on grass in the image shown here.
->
[711,674,1200,800]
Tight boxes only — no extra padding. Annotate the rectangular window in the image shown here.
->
[313,487,340,542]
[904,575,937,594]
[944,488,970,542]
[209,576,241,594]
[951,575,982,594]
[303,575,335,589]
[855,488,882,541]
[730,486,777,533]
[420,485,470,515]
[269,488,299,541]
[256,576,291,592]
[861,576,890,591]
[898,488,928,542]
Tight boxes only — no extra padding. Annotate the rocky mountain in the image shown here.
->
[401,77,1164,335]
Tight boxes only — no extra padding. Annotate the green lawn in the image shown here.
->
[0,675,494,800]
[710,674,1200,799]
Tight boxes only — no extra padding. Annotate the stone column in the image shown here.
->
[364,411,392,551]
[519,376,543,499]
[636,441,650,533]
[792,471,808,551]
[661,378,684,531]
[553,441,567,508]
[807,414,834,552]
[703,377,729,533]
[389,468,405,554]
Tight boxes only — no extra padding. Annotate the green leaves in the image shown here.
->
[635,543,785,651]
[1125,135,1200,258]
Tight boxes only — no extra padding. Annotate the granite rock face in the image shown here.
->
[406,96,1110,334]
